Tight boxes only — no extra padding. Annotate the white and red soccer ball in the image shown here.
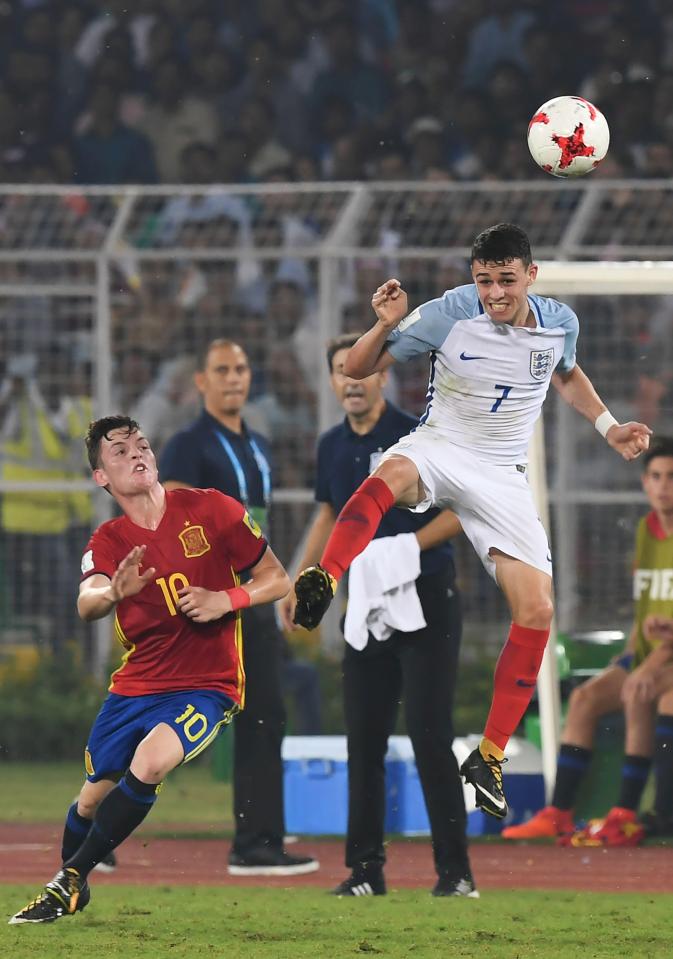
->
[527,95,610,177]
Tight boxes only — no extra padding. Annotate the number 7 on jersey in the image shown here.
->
[490,385,512,413]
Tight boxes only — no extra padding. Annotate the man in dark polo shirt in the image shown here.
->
[279,332,475,897]
[160,338,318,876]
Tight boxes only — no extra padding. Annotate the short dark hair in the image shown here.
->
[471,223,532,267]
[197,338,247,371]
[85,415,140,470]
[326,332,362,372]
[643,435,673,471]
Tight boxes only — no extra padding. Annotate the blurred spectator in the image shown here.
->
[311,14,391,121]
[73,82,158,184]
[405,116,447,176]
[193,46,244,126]
[234,31,311,155]
[239,95,292,181]
[216,130,250,183]
[73,0,155,70]
[138,58,220,182]
[0,349,90,653]
[636,301,673,434]
[461,1,538,88]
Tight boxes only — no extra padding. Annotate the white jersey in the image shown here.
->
[386,284,579,466]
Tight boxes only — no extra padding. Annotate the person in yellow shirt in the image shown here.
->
[503,436,673,844]
[0,352,91,653]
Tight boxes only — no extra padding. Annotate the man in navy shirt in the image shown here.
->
[160,338,318,876]
[279,333,475,897]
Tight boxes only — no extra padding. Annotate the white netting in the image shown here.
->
[0,183,671,670]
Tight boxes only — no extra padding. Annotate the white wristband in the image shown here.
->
[595,410,618,439]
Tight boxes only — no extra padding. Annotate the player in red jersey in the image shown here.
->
[9,415,291,925]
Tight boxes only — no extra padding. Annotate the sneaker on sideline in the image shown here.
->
[432,874,480,898]
[228,848,319,876]
[502,805,575,840]
[331,866,386,897]
[93,850,117,873]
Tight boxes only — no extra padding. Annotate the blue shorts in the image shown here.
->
[84,689,237,782]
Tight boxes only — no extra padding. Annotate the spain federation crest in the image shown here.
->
[530,348,554,381]
[179,524,211,558]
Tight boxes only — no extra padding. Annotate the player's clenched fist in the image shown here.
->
[606,422,652,461]
[371,278,408,331]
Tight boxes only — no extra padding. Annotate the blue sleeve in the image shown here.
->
[159,432,203,487]
[387,284,480,362]
[558,313,579,372]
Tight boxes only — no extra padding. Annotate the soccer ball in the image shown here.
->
[527,95,610,178]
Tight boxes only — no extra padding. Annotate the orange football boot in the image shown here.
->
[501,805,575,840]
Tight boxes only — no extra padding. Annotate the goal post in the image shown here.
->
[535,259,673,295]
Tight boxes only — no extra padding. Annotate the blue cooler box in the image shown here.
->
[283,734,545,836]
[282,736,349,835]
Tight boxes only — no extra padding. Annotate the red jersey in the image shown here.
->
[80,488,267,703]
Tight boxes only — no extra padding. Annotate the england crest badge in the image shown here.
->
[530,349,554,381]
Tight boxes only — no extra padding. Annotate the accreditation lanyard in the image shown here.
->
[213,429,271,532]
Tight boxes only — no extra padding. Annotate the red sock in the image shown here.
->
[483,623,550,751]
[321,476,395,580]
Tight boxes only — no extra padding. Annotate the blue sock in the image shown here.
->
[617,754,651,811]
[64,771,159,880]
[61,803,92,862]
[552,744,592,810]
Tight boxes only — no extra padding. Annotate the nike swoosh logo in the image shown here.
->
[459,351,486,361]
[476,786,506,809]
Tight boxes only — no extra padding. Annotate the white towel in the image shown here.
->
[344,532,427,650]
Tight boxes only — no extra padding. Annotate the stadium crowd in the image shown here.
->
[1,0,673,185]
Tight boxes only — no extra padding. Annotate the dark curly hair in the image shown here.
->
[85,414,141,470]
[471,223,532,267]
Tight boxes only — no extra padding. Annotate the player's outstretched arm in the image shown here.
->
[552,365,652,461]
[343,279,406,379]
[78,545,156,621]
[176,546,291,623]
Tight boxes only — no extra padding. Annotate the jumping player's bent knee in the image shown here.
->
[373,455,423,507]
[515,599,554,631]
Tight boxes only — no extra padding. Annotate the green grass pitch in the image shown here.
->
[2,887,672,959]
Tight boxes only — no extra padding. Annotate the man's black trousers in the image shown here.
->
[343,566,468,876]
[231,603,287,854]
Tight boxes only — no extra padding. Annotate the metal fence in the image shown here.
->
[0,181,671,671]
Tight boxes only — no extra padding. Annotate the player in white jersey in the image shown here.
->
[292,223,651,820]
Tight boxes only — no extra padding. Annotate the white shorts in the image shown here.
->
[378,428,552,581]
